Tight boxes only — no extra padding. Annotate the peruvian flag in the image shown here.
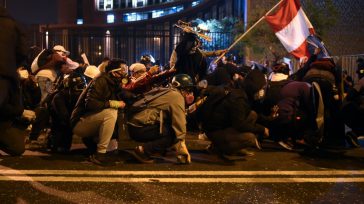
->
[265,0,315,59]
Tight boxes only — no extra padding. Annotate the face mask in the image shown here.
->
[185,93,195,105]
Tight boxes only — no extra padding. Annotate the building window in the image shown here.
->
[107,14,115,23]
[104,0,113,10]
[192,1,201,7]
[76,19,84,25]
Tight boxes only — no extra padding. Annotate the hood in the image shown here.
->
[242,69,267,99]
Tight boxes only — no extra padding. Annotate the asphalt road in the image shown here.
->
[1,138,364,203]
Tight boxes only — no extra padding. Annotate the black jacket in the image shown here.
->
[0,7,27,80]
[198,86,265,135]
[70,73,123,128]
[0,7,27,121]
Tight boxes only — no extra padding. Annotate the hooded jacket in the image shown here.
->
[198,86,265,135]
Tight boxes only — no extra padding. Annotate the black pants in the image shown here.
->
[206,128,256,155]
[29,106,50,141]
[128,123,175,155]
[0,121,25,156]
[0,78,25,156]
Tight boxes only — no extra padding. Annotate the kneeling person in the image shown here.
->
[71,59,127,166]
[127,74,194,164]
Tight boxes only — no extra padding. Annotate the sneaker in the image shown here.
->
[278,141,294,151]
[130,146,154,164]
[254,138,262,150]
[236,149,255,157]
[89,152,116,166]
[345,131,360,148]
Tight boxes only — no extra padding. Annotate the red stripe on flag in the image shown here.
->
[290,40,309,59]
[265,0,301,32]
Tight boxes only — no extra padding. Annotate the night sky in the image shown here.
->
[6,0,58,24]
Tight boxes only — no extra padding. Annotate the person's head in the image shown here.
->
[105,58,128,81]
[242,69,267,101]
[129,63,146,78]
[53,45,70,58]
[140,55,154,68]
[171,74,195,105]
[357,59,364,79]
[272,62,290,75]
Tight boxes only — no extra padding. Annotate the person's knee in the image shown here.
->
[6,146,25,156]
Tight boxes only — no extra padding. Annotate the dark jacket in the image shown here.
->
[70,72,123,128]
[198,86,265,135]
[0,7,27,81]
[0,7,27,121]
[175,33,207,82]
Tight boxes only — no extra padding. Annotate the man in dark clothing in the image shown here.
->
[71,59,127,166]
[49,71,85,153]
[0,6,27,156]
[197,69,269,158]
[341,65,364,147]
[170,32,225,83]
[263,63,317,149]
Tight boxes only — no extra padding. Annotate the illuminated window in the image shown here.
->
[104,0,113,10]
[192,1,201,7]
[152,10,164,18]
[107,14,115,23]
[76,19,84,25]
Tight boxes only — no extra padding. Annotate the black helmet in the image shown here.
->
[172,74,194,89]
[140,55,152,65]
[272,62,289,75]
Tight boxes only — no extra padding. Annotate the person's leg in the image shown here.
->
[0,121,25,156]
[0,79,25,156]
[97,109,118,153]
[73,108,118,154]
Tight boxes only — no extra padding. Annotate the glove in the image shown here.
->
[174,139,191,164]
[109,100,125,109]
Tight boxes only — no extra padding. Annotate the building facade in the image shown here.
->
[40,0,246,65]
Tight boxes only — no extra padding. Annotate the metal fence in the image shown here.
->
[40,29,233,67]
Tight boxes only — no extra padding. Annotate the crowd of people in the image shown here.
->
[1,6,364,166]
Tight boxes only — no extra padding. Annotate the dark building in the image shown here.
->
[20,0,246,66]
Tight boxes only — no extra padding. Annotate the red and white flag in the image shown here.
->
[265,0,315,59]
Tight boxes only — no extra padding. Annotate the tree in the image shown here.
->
[234,0,339,64]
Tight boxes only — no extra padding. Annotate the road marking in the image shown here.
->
[1,170,364,176]
[1,176,364,183]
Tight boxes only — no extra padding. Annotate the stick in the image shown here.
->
[214,0,285,64]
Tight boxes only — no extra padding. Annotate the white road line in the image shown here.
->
[1,170,364,176]
[1,176,364,183]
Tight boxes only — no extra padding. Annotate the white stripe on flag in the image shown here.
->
[275,8,310,52]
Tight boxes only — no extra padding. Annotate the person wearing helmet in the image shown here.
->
[71,59,128,166]
[140,55,154,70]
[127,74,194,164]
[197,69,269,162]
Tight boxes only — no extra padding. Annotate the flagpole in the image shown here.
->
[214,0,285,64]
